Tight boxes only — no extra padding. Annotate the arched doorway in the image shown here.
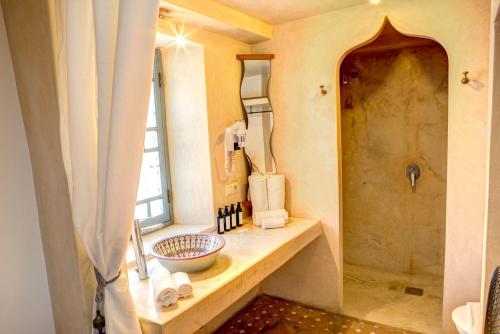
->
[339,20,448,334]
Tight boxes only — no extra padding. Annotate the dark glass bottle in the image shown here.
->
[236,202,243,226]
[217,208,224,234]
[224,206,231,231]
[230,204,237,229]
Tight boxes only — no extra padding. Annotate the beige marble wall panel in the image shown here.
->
[341,46,448,277]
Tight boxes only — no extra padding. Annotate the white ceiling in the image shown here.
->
[212,0,368,24]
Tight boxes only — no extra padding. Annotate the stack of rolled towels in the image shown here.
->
[248,173,288,228]
[151,267,193,307]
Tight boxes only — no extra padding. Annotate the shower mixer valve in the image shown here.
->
[406,163,421,193]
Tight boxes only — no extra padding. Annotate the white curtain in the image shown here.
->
[56,0,159,333]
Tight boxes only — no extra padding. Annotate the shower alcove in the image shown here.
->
[339,20,448,334]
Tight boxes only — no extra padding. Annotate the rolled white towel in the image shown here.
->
[253,209,288,227]
[172,272,193,298]
[261,217,286,229]
[151,267,178,307]
[267,175,285,210]
[249,174,269,212]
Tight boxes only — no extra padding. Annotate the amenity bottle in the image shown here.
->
[230,204,237,229]
[236,202,243,226]
[217,208,224,234]
[224,206,231,231]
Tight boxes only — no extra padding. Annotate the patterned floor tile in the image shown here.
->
[215,295,422,334]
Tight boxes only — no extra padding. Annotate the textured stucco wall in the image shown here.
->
[253,1,491,332]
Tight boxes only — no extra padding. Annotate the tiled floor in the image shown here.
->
[343,263,444,334]
[215,294,421,334]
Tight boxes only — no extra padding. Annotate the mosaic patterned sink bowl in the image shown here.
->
[151,234,225,273]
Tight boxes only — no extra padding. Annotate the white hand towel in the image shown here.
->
[172,272,193,298]
[469,302,481,334]
[249,174,269,212]
[151,267,178,307]
[261,217,286,229]
[267,175,285,210]
[253,209,288,227]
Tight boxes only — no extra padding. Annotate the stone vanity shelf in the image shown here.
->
[128,217,321,334]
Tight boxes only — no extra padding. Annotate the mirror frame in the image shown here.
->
[236,54,276,175]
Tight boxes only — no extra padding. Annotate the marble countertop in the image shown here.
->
[128,217,322,334]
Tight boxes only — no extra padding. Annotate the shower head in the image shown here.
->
[341,69,360,86]
[341,74,350,85]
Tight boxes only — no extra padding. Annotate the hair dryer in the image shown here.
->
[225,120,246,176]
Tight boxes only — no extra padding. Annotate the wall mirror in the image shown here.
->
[237,54,276,174]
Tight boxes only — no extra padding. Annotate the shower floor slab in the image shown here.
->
[343,263,443,334]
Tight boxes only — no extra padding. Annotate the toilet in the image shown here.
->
[452,302,481,334]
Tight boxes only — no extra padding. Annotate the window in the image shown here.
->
[135,49,172,230]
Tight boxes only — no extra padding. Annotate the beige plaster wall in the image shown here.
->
[160,41,215,225]
[0,5,55,333]
[199,29,251,211]
[261,233,340,311]
[158,22,251,216]
[482,0,500,323]
[1,0,94,332]
[341,46,448,277]
[253,1,491,332]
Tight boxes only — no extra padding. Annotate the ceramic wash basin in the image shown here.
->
[150,234,225,273]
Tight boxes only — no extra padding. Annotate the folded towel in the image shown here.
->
[151,267,178,307]
[262,217,287,229]
[267,175,285,210]
[249,174,269,212]
[172,272,193,298]
[468,302,481,334]
[253,209,288,227]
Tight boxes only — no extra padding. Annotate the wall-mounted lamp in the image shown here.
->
[369,0,381,4]
[320,85,328,96]
[158,9,189,47]
[175,34,186,46]
[158,8,172,20]
[174,23,187,46]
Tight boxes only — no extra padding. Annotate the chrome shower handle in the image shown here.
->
[406,163,421,193]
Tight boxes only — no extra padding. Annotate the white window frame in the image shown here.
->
[136,49,173,231]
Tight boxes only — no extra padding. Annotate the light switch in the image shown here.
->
[225,181,239,197]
